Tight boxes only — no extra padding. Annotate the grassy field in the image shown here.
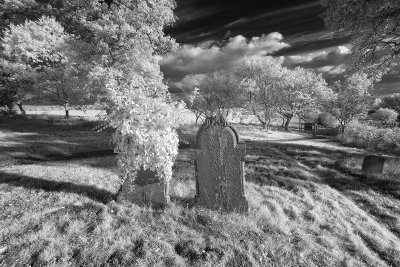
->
[1,116,400,266]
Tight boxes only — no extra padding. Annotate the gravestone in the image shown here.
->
[194,116,248,213]
[117,168,169,207]
[362,155,385,178]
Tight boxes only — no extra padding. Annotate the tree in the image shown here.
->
[179,74,208,124]
[1,0,185,187]
[277,67,329,131]
[321,0,400,78]
[2,16,88,118]
[323,72,374,133]
[236,55,284,131]
[74,0,184,185]
[0,0,47,36]
[189,71,242,120]
[371,107,398,124]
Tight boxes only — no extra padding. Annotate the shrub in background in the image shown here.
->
[342,121,400,154]
[317,112,337,127]
[370,108,398,124]
[303,111,319,123]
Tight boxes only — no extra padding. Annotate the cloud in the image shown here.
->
[316,64,347,76]
[160,32,289,82]
[284,45,350,69]
[281,45,351,82]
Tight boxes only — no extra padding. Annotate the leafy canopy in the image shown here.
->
[321,0,400,78]
[323,72,374,132]
[1,0,185,183]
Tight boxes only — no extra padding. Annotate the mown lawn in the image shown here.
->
[1,116,400,266]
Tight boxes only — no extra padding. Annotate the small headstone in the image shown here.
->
[194,116,248,213]
[362,155,385,178]
[118,168,169,207]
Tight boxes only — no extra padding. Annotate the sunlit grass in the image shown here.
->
[1,116,400,266]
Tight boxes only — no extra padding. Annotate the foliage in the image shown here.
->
[317,112,338,127]
[370,108,398,124]
[76,0,184,184]
[186,71,242,120]
[236,55,285,130]
[1,0,184,184]
[321,0,400,78]
[277,67,329,131]
[380,93,400,115]
[342,120,400,154]
[1,16,88,117]
[179,74,208,123]
[236,56,330,131]
[323,72,374,133]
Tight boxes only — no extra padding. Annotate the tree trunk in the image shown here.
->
[266,118,271,132]
[284,114,293,131]
[16,102,25,115]
[261,121,267,129]
[64,101,69,119]
[298,116,301,131]
[195,112,202,124]
[312,123,317,138]
[338,122,346,140]
[340,123,346,134]
[264,112,270,132]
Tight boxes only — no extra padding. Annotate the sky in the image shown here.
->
[160,0,400,96]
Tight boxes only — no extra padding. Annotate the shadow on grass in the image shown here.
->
[245,140,400,200]
[14,150,116,163]
[0,116,105,133]
[0,171,116,204]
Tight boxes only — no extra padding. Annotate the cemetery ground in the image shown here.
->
[1,115,400,266]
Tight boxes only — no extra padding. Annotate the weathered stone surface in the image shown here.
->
[118,169,169,207]
[362,155,385,178]
[194,117,248,213]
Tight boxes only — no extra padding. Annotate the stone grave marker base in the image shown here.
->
[362,155,385,178]
[117,169,169,208]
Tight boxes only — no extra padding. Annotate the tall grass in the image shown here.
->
[341,121,400,154]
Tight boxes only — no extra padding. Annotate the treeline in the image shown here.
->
[181,55,389,133]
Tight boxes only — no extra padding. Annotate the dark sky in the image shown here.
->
[167,0,324,44]
[160,0,399,95]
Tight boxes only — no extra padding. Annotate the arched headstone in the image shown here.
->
[194,117,248,213]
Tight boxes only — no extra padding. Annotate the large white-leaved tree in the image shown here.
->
[323,72,374,133]
[1,0,185,187]
[277,67,329,131]
[2,16,88,118]
[236,55,285,131]
[68,0,185,184]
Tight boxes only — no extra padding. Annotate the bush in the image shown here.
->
[370,108,398,124]
[317,112,337,127]
[341,121,400,154]
[302,112,319,123]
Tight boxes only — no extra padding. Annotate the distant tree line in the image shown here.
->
[183,54,381,134]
